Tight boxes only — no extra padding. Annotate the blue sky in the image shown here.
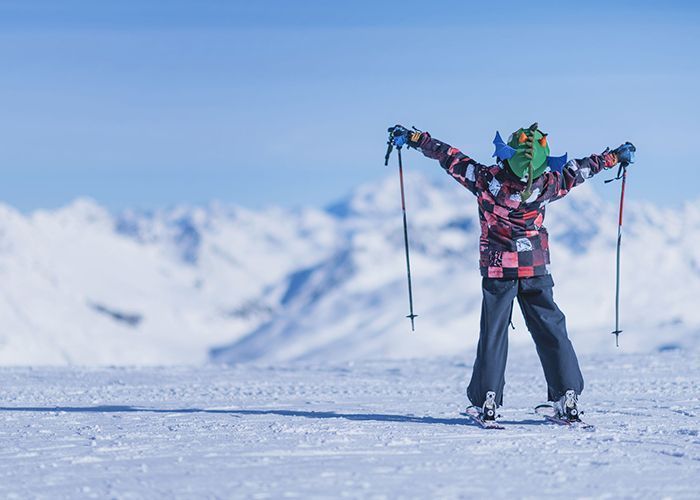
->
[1,0,699,211]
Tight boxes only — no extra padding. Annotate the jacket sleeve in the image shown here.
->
[539,151,618,203]
[414,132,488,196]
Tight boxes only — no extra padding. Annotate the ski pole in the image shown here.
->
[606,163,628,347]
[397,147,418,331]
[385,127,418,331]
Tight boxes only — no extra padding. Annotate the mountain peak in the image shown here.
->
[32,197,113,228]
[327,171,456,219]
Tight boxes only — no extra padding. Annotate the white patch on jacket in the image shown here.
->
[525,188,540,203]
[566,159,592,178]
[516,238,533,252]
[466,164,476,182]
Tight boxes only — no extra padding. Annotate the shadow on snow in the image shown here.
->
[0,406,548,427]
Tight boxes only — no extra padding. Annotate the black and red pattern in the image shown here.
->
[416,133,618,279]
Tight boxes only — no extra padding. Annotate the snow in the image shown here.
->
[0,198,340,364]
[1,172,700,365]
[216,173,700,363]
[1,350,698,498]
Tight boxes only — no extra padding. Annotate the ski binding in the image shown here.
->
[535,404,594,430]
[462,406,505,430]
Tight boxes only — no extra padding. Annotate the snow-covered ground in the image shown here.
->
[1,349,698,498]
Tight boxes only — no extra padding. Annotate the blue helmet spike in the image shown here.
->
[493,131,516,161]
[546,153,568,173]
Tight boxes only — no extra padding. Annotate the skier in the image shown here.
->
[388,123,635,423]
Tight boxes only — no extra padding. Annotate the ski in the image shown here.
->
[535,404,595,430]
[461,406,505,430]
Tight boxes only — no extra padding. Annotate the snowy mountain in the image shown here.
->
[213,173,700,363]
[1,172,699,365]
[0,199,338,364]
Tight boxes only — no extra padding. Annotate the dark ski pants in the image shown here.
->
[466,274,584,407]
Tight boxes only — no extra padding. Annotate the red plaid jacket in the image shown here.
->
[416,133,618,279]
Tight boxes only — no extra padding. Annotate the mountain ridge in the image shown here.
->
[1,173,699,365]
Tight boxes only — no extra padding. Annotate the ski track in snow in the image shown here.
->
[0,351,698,499]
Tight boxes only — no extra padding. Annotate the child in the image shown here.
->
[389,123,635,422]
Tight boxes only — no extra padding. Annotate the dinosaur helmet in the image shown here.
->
[492,122,568,199]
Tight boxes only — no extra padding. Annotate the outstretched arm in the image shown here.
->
[539,150,619,202]
[412,131,488,196]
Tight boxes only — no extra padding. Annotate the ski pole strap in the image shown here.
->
[604,163,627,183]
[384,140,394,166]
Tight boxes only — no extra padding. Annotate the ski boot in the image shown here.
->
[482,391,498,422]
[554,389,581,422]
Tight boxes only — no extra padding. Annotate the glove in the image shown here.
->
[612,142,636,166]
[388,124,424,149]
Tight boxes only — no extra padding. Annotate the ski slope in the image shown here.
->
[1,350,698,498]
